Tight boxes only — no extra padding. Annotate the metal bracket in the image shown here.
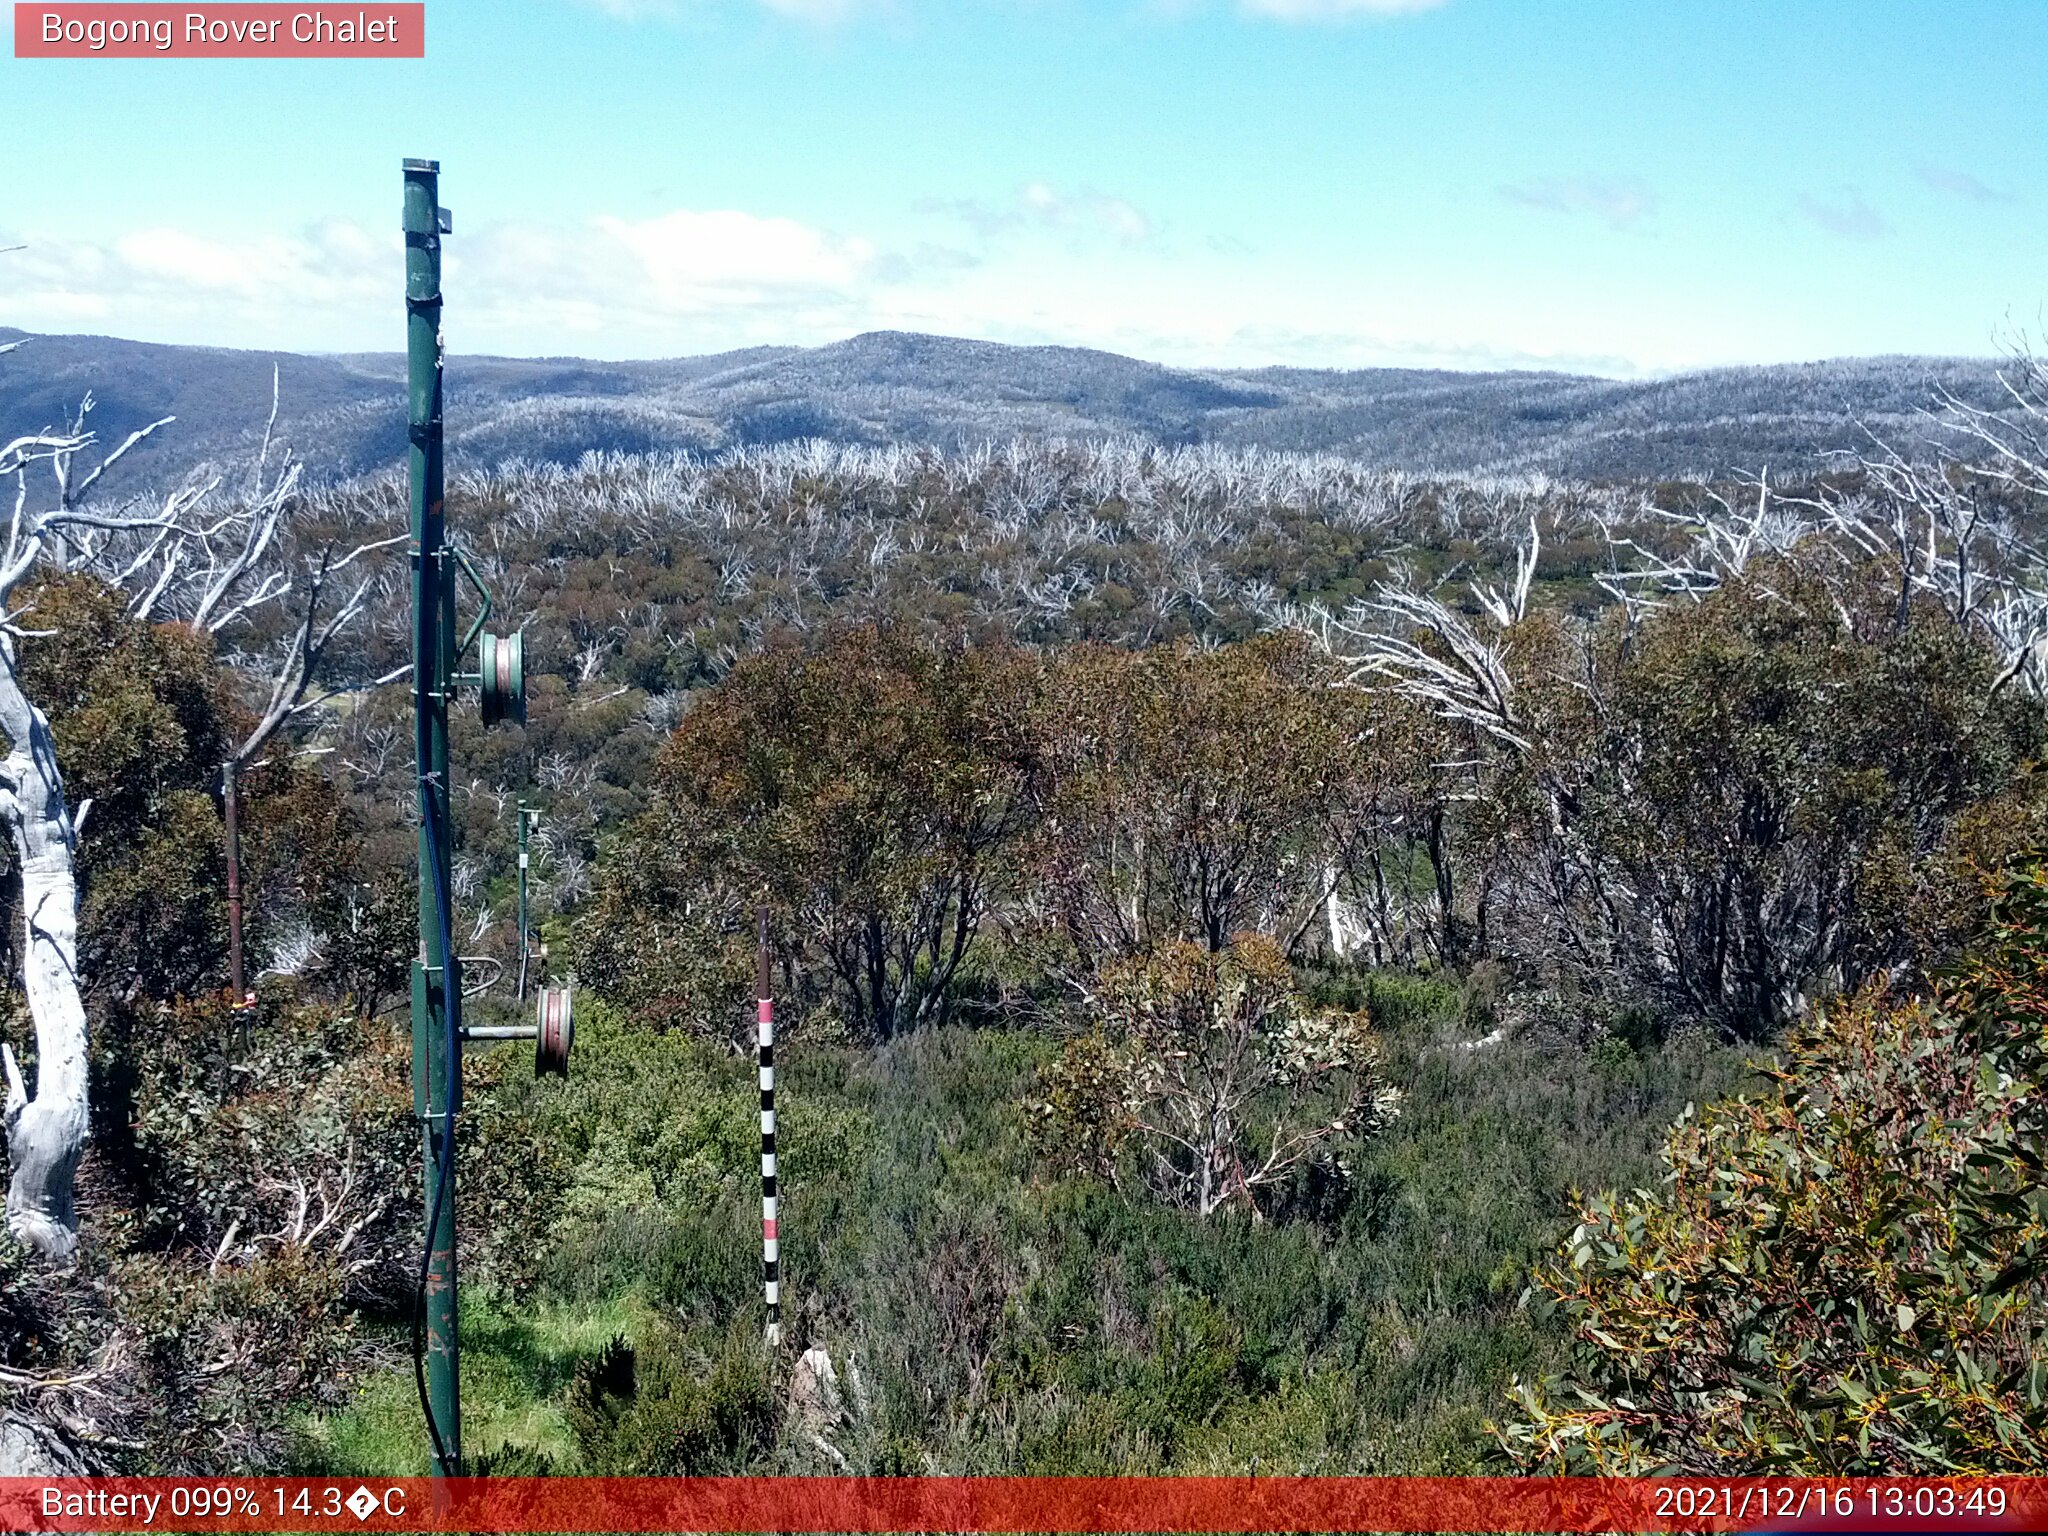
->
[449,544,495,663]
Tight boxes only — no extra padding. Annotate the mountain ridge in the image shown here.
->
[0,325,2013,487]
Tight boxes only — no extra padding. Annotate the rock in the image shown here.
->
[0,1408,88,1476]
[788,1346,848,1468]
[789,1345,843,1430]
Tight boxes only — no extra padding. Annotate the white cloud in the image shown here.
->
[925,183,1155,246]
[1,206,879,353]
[1499,176,1657,230]
[1794,188,1890,242]
[8,222,392,329]
[2,195,1777,375]
[1019,182,1154,243]
[1238,0,1447,19]
[593,209,873,296]
[1914,164,2012,205]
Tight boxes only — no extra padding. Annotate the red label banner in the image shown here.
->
[0,1477,2044,1533]
[13,4,425,58]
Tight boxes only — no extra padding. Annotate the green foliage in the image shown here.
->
[1,1111,388,1471]
[588,629,1417,1040]
[589,624,1034,1040]
[1496,863,2048,1473]
[533,1001,787,1217]
[306,864,416,1022]
[0,1224,75,1374]
[1026,1029,1129,1182]
[1031,934,1399,1218]
[573,855,751,1042]
[36,989,411,1468]
[566,1322,778,1475]
[585,577,2038,1048]
[120,990,412,1275]
[3,575,381,1012]
[0,576,421,1473]
[1020,635,1386,972]
[308,980,1751,1477]
[7,575,235,1004]
[1505,556,2045,1035]
[295,1289,649,1476]
[108,1244,361,1470]
[13,458,2043,1483]
[457,1039,579,1298]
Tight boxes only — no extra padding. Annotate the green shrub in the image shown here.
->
[567,1322,777,1475]
[1029,936,1399,1220]
[1496,864,2048,1473]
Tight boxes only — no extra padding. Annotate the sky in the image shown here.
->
[2,0,2046,376]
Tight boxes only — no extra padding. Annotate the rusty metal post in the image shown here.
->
[223,759,245,1006]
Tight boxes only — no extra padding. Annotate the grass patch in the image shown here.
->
[295,1291,650,1475]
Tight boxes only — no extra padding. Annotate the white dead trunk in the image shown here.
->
[0,357,394,1262]
[0,631,88,1260]
[1324,862,1355,961]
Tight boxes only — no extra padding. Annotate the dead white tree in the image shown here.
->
[1826,410,2048,695]
[1,368,397,1259]
[0,408,206,1258]
[0,429,98,1259]
[1589,353,2048,694]
[1303,520,1540,754]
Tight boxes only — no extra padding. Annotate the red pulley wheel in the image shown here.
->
[536,985,573,1078]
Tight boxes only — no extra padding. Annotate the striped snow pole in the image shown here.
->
[757,907,780,1345]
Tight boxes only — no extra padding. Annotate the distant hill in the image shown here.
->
[0,326,2016,489]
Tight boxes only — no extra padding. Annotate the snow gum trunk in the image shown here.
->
[0,637,88,1261]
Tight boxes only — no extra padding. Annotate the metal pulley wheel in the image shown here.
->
[536,985,573,1078]
[479,630,525,727]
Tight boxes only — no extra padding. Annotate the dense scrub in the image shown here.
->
[285,431,2048,1041]
[6,419,2048,1474]
[0,582,424,1468]
[584,560,2041,1050]
[304,991,1757,1475]
[318,527,2042,1476]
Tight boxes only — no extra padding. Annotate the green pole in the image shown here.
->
[404,156,461,1478]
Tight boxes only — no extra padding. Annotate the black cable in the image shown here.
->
[412,602,462,1478]
[413,784,461,1474]
[412,1079,455,1476]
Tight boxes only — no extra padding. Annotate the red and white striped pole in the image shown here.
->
[757,906,780,1346]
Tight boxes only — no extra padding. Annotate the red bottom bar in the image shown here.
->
[3,1477,2045,1534]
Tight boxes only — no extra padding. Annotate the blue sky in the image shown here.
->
[3,0,2045,374]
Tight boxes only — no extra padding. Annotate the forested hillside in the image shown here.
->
[5,347,2048,1476]
[0,326,2026,487]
